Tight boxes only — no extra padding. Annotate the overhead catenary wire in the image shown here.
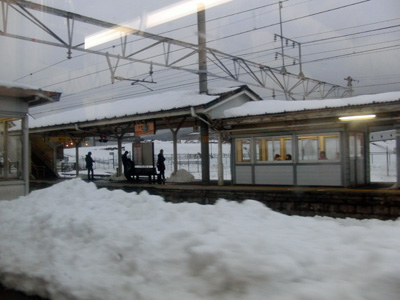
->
[18,0,397,112]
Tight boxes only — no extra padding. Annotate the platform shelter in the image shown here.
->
[216,92,400,187]
[0,82,60,200]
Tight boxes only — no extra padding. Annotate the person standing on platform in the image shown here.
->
[85,152,95,180]
[157,149,166,184]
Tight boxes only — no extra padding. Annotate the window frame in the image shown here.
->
[235,138,252,163]
[297,132,341,163]
[255,135,293,163]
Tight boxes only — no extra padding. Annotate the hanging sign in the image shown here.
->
[134,122,155,136]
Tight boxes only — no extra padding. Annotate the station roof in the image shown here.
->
[29,85,261,137]
[222,91,400,118]
[0,81,61,107]
[219,91,400,133]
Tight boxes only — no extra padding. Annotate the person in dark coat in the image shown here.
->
[85,152,95,180]
[122,151,133,179]
[122,151,130,169]
[157,149,166,184]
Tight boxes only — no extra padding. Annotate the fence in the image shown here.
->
[370,151,397,178]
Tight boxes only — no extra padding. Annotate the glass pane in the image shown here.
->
[256,137,292,162]
[284,139,293,161]
[356,133,364,158]
[324,135,340,160]
[0,120,23,180]
[236,139,251,162]
[298,136,318,161]
[270,140,281,161]
[8,134,23,179]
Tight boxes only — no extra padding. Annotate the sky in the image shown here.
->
[1,178,400,300]
[1,0,400,115]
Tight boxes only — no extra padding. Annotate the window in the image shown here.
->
[235,139,251,162]
[256,136,292,162]
[0,119,23,180]
[298,133,340,161]
[349,133,364,159]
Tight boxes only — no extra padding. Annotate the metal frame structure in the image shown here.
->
[1,0,350,100]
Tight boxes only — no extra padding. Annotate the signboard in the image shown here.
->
[134,122,155,136]
[133,142,154,165]
[370,130,396,142]
[135,123,155,135]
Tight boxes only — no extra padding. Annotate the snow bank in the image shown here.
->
[167,169,196,183]
[1,179,400,300]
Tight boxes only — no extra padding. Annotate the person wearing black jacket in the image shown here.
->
[157,149,166,184]
[85,152,95,180]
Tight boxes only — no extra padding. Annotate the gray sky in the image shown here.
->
[1,0,399,114]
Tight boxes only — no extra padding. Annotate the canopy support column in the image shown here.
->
[164,117,186,175]
[201,120,210,184]
[397,128,400,188]
[117,136,123,177]
[217,132,224,186]
[22,117,29,195]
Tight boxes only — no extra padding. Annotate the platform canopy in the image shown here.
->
[217,91,400,133]
[0,81,61,108]
[29,85,261,138]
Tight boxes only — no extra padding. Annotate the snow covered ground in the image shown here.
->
[1,179,400,300]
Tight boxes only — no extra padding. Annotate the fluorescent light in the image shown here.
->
[339,114,376,121]
[85,0,232,49]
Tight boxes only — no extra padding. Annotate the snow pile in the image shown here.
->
[1,179,400,300]
[167,169,196,183]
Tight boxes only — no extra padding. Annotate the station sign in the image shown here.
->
[134,122,155,136]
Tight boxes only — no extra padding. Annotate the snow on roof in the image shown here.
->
[0,80,61,107]
[0,80,40,90]
[222,91,400,118]
[29,90,223,129]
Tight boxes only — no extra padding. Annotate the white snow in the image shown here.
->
[28,89,400,129]
[0,80,42,91]
[167,169,196,183]
[222,91,400,118]
[1,178,400,300]
[29,90,220,129]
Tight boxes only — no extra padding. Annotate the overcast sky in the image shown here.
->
[1,0,399,113]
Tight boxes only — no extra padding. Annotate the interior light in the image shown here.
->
[339,114,376,121]
[85,0,232,49]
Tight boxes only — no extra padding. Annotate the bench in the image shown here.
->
[125,166,160,183]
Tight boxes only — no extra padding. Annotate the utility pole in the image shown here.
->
[197,2,208,94]
[197,3,210,184]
